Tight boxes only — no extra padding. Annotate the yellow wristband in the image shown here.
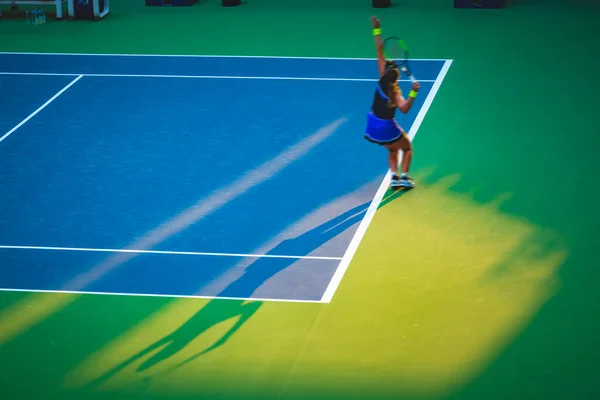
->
[372,28,382,36]
[409,90,418,98]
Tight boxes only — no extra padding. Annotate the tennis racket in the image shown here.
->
[383,37,416,82]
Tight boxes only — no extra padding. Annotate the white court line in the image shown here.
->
[0,51,452,62]
[0,245,342,261]
[320,59,454,304]
[0,71,434,83]
[0,75,83,144]
[0,288,323,304]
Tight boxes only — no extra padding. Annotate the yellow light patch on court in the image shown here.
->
[0,292,77,347]
[61,171,569,399]
[279,171,569,397]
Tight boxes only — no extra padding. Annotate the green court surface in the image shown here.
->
[1,1,600,399]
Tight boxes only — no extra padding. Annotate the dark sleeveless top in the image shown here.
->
[371,78,396,120]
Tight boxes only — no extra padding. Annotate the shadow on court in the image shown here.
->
[84,187,411,389]
[379,187,411,209]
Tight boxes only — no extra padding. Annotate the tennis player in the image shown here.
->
[365,16,421,189]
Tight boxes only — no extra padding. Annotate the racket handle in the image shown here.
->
[402,67,417,82]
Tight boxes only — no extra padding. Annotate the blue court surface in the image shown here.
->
[0,53,451,303]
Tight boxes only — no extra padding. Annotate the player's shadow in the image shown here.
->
[379,186,410,209]
[205,186,408,302]
[84,188,409,388]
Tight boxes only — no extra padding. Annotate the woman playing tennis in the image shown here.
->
[365,16,421,189]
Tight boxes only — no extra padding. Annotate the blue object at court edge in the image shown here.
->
[145,0,199,6]
[70,0,110,20]
[0,53,448,302]
[453,0,506,8]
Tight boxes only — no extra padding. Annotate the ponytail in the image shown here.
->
[387,82,399,108]
[380,67,400,108]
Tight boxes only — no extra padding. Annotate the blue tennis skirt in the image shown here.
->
[364,112,403,145]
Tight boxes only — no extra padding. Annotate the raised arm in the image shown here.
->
[371,16,386,76]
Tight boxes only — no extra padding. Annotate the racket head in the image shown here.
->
[383,36,409,68]
[383,37,414,79]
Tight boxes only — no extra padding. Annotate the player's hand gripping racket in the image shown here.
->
[383,37,416,82]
